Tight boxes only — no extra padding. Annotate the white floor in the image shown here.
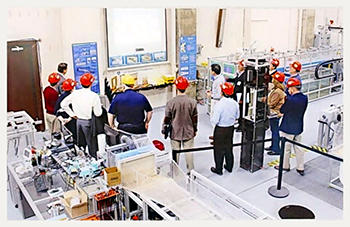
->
[7,93,344,220]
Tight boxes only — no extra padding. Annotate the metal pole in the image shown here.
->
[268,137,290,198]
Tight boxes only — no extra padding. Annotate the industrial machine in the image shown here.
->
[239,56,269,173]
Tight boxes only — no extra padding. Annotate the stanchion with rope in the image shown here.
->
[268,137,290,198]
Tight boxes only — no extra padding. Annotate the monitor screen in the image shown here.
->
[224,64,235,74]
[24,149,30,158]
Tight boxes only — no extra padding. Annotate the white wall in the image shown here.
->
[7,7,343,108]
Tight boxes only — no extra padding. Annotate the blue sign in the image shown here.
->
[179,36,197,81]
[72,42,100,94]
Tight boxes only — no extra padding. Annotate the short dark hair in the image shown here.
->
[57,62,68,73]
[222,92,231,98]
[50,82,58,87]
[178,89,186,93]
[82,84,90,88]
[211,64,221,75]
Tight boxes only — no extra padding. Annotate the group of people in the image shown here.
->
[43,59,308,177]
[164,58,308,177]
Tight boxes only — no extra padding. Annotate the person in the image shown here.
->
[262,71,286,155]
[54,78,78,141]
[274,78,308,176]
[56,62,68,95]
[210,82,240,175]
[207,64,225,118]
[108,74,153,134]
[284,60,302,96]
[43,72,60,133]
[60,73,103,158]
[233,59,250,132]
[162,76,198,175]
[267,58,280,92]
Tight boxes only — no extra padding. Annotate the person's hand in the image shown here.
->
[261,97,266,102]
[239,100,243,104]
[145,122,149,130]
[206,90,211,98]
[194,132,197,137]
[72,116,78,120]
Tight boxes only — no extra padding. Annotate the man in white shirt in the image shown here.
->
[61,73,102,158]
[207,64,226,119]
[210,82,240,175]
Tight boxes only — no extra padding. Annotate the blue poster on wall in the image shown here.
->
[179,36,197,81]
[72,42,100,94]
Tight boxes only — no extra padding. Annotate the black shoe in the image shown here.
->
[224,164,232,173]
[264,146,272,151]
[267,151,280,156]
[274,165,290,172]
[296,169,305,176]
[210,167,223,175]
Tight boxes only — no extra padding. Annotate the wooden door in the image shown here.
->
[7,40,45,131]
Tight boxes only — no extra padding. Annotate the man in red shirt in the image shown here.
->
[43,73,60,133]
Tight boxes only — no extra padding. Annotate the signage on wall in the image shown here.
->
[179,36,197,81]
[72,42,100,94]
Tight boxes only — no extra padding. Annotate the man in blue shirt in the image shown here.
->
[108,74,153,134]
[274,77,308,176]
[210,82,240,175]
[284,60,302,96]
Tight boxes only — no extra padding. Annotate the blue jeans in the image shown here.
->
[269,117,281,153]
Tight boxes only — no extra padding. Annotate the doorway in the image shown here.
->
[7,40,45,131]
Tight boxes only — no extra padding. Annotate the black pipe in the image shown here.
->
[171,138,272,162]
[314,58,342,79]
[276,137,286,190]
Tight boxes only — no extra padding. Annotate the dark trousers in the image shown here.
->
[269,117,281,153]
[77,119,98,159]
[213,125,235,173]
[238,103,249,129]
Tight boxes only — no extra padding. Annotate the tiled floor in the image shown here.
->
[7,93,344,220]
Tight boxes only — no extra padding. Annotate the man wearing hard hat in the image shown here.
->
[108,74,153,134]
[210,82,240,175]
[60,73,103,158]
[162,76,198,175]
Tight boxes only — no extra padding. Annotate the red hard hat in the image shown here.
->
[286,77,301,88]
[220,82,234,96]
[238,59,245,67]
[271,58,280,67]
[174,76,189,90]
[48,72,60,84]
[80,73,95,86]
[290,61,302,71]
[152,140,165,151]
[272,71,285,83]
[62,78,77,91]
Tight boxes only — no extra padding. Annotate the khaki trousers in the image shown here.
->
[280,131,305,170]
[171,138,194,174]
[45,113,60,133]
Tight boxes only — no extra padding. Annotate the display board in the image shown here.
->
[106,8,167,68]
[179,36,197,81]
[72,42,100,94]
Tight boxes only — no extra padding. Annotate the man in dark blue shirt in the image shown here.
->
[108,74,153,134]
[274,78,308,176]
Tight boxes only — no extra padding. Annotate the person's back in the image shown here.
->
[111,90,150,125]
[166,95,197,141]
[280,92,308,135]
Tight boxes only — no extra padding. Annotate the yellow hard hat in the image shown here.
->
[121,74,135,85]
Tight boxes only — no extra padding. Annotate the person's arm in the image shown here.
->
[210,103,222,126]
[145,111,153,130]
[60,93,76,118]
[108,113,116,129]
[280,97,293,114]
[92,95,103,117]
[192,104,198,135]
